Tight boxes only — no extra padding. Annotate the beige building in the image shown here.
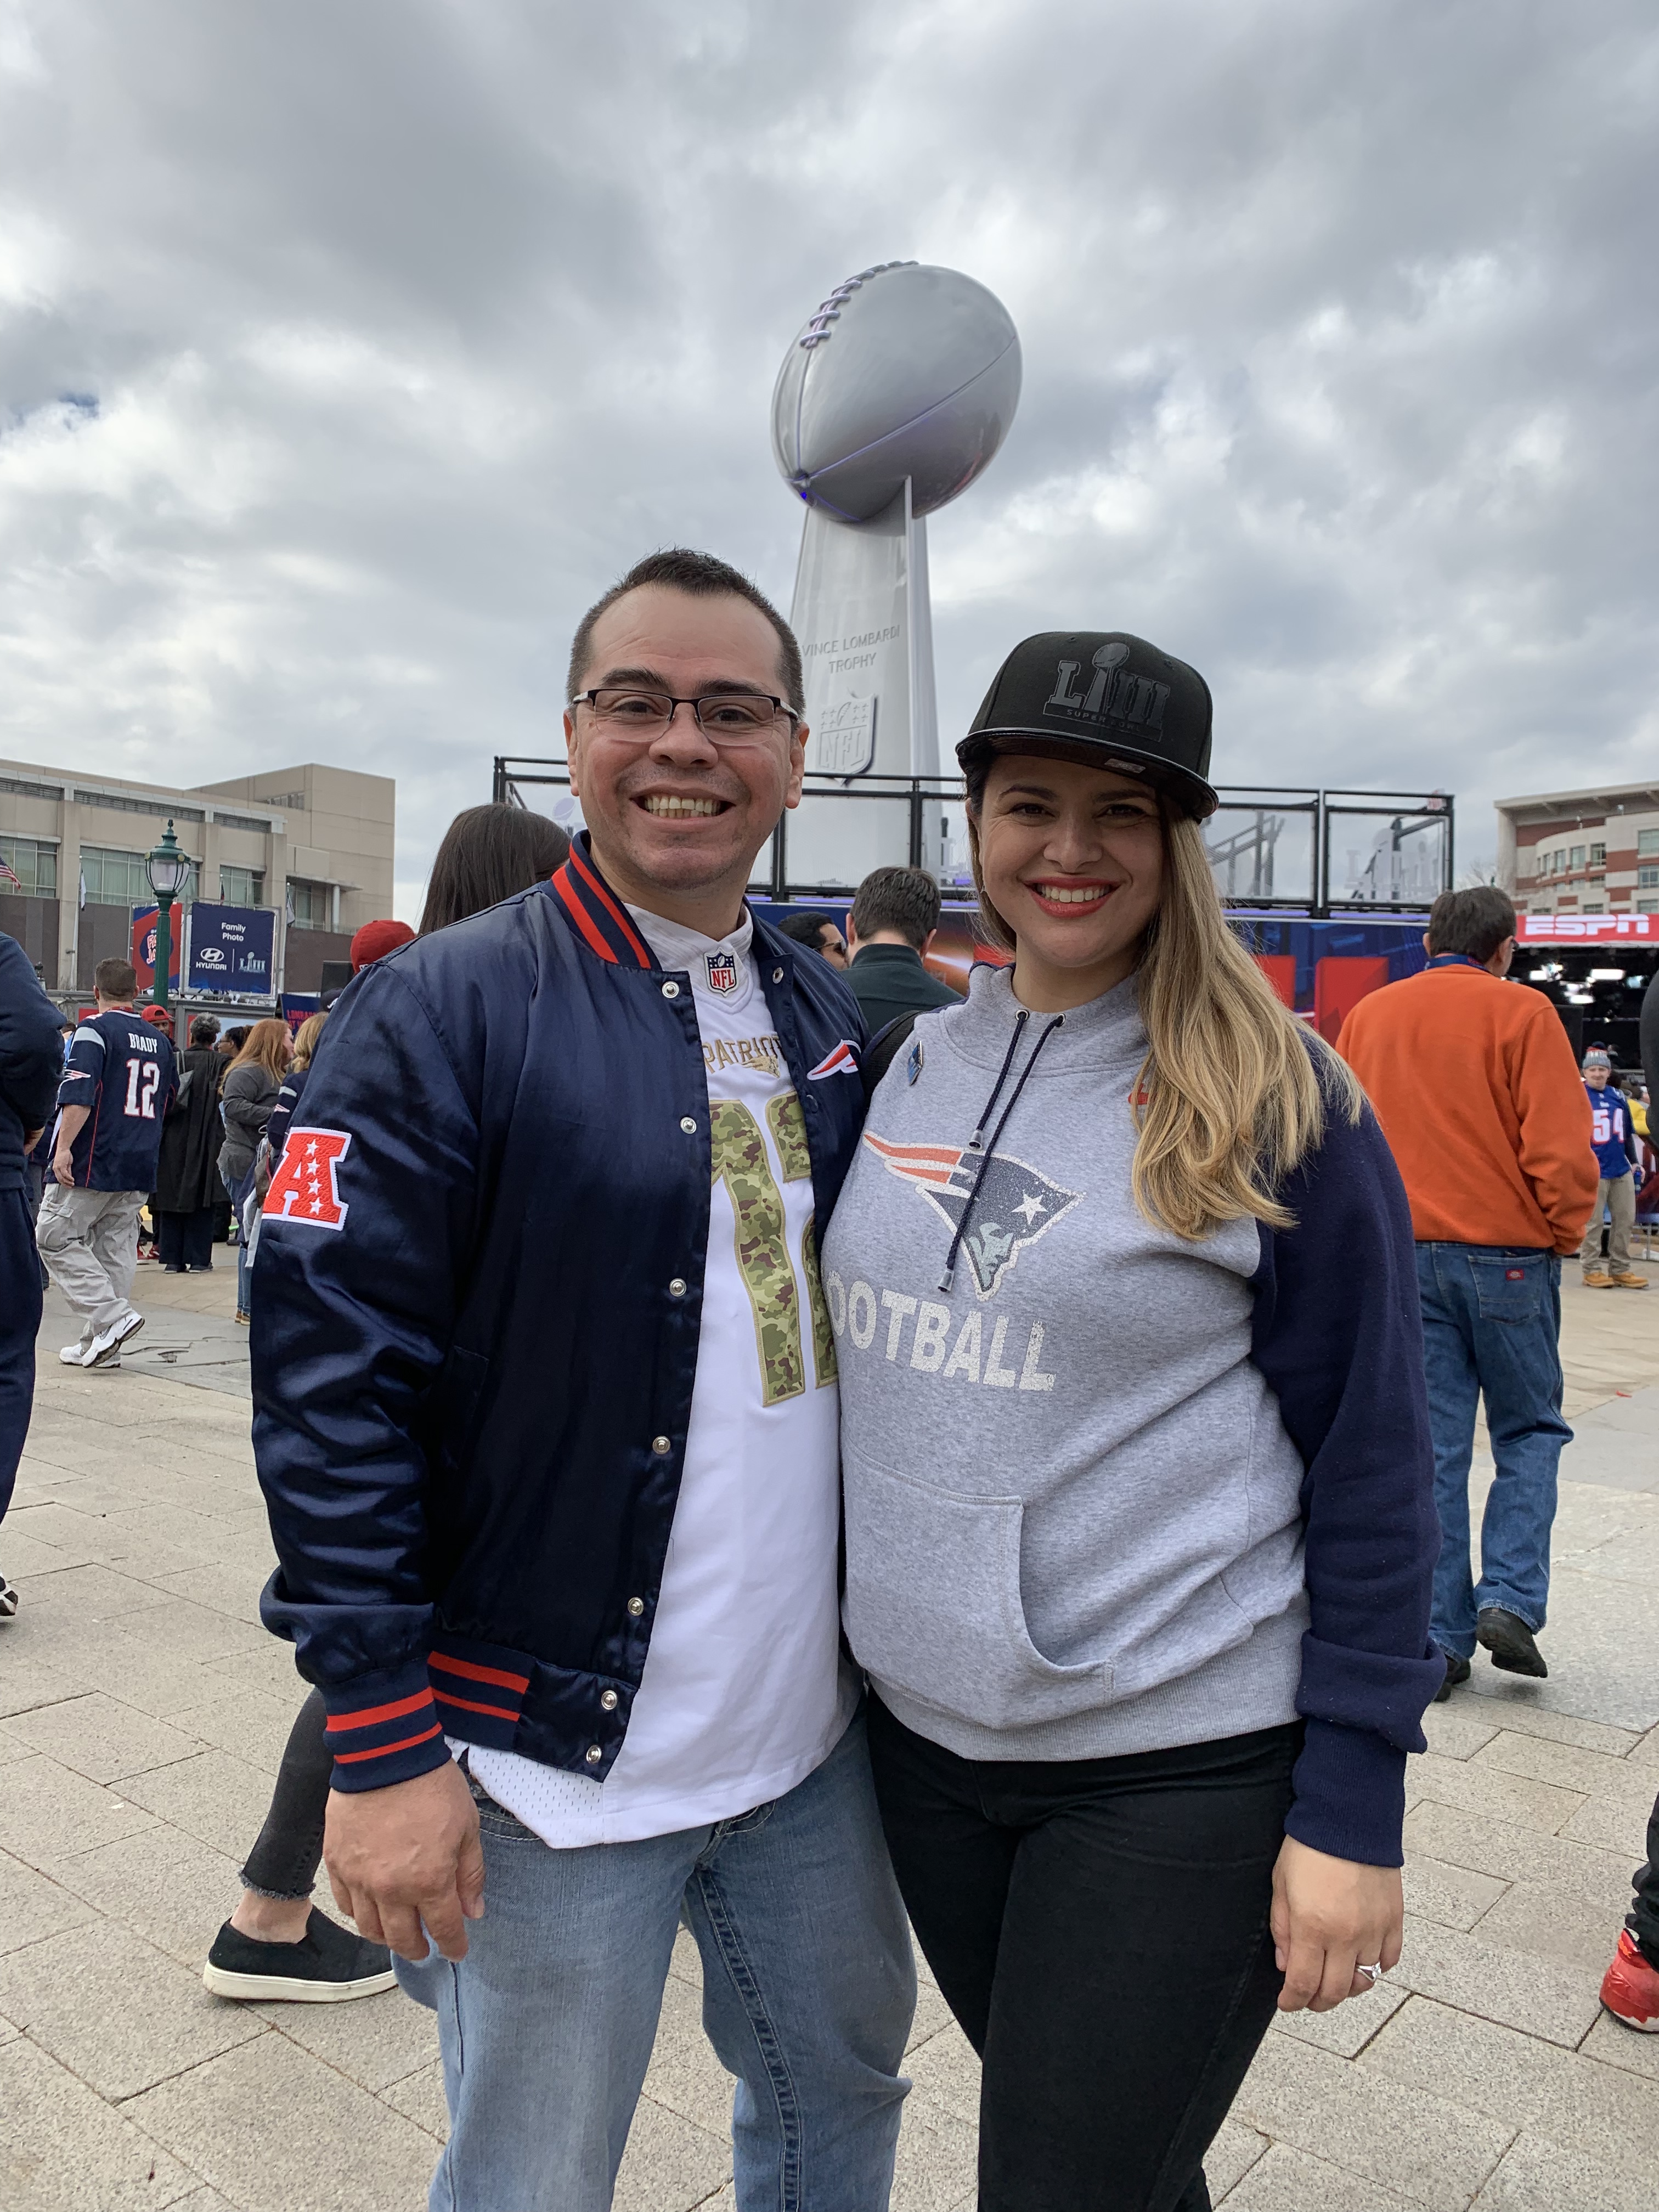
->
[0,757,394,997]
[1496,778,1659,918]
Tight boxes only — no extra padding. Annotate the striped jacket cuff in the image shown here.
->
[321,1664,452,1793]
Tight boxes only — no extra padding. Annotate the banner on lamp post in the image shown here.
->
[185,905,278,1000]
[130,905,183,994]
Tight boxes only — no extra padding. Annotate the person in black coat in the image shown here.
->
[1,935,71,1616]
[845,865,962,1034]
[155,1015,227,1272]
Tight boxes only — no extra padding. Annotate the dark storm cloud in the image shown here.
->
[1,0,1655,904]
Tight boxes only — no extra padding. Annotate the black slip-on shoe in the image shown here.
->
[203,1909,396,2002]
[1477,1606,1548,1678]
[1433,1652,1471,1702]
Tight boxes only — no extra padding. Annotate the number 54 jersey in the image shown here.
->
[57,1012,178,1190]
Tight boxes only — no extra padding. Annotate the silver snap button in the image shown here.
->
[600,1689,618,1711]
[651,1435,671,1455]
[668,1278,687,1298]
[662,980,680,998]
[627,1596,645,1617]
[585,1744,603,1765]
[680,1116,697,1134]
[772,967,784,982]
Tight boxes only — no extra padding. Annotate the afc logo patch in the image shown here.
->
[704,950,740,996]
[263,1128,352,1231]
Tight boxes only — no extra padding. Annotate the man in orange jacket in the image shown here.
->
[1339,887,1596,1696]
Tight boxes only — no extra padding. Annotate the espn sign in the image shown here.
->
[1518,913,1659,944]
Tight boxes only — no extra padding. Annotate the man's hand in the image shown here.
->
[1271,1835,1403,2012]
[324,1759,485,1963]
[51,1148,75,1187]
[22,1128,43,1151]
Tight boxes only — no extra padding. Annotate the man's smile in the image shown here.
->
[635,793,732,819]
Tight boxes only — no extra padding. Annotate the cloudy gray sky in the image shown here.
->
[2,0,1655,912]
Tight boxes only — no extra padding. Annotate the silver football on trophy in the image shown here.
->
[771,262,1022,522]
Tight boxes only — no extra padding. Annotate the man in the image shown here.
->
[38,958,177,1372]
[1578,1048,1645,1289]
[253,549,913,2211]
[1339,887,1595,1694]
[1,933,68,1616]
[776,907,849,968]
[844,864,960,1034]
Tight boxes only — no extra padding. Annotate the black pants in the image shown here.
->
[1,1187,42,1528]
[867,1698,1300,2212]
[240,1688,331,1899]
[157,1206,218,1271]
[1629,1789,1659,1969]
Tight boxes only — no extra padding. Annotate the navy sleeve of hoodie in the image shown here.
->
[0,935,67,1189]
[1251,1087,1443,1867]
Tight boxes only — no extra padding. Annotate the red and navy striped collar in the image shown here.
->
[548,836,657,969]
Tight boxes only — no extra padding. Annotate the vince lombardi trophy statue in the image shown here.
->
[771,262,1022,887]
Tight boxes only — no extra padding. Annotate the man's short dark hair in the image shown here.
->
[776,910,840,950]
[566,549,804,713]
[851,866,943,952]
[94,957,138,1001]
[1426,887,1517,963]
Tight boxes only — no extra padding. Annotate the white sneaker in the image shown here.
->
[59,1343,91,1365]
[85,1311,144,1369]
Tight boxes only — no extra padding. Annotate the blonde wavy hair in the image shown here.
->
[967,777,1363,1241]
[290,1011,330,1069]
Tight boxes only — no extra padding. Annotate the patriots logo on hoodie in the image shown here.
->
[862,1134,1081,1299]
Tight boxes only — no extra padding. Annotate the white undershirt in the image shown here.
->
[460,906,854,1847]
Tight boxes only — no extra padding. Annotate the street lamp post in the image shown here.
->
[144,821,191,1011]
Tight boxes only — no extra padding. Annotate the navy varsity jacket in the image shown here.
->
[252,844,867,1791]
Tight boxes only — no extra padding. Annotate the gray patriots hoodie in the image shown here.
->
[822,960,1310,1764]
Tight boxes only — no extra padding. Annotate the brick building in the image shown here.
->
[1496,779,1659,918]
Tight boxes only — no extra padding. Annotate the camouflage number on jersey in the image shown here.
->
[709,1101,806,1406]
[765,1094,837,1387]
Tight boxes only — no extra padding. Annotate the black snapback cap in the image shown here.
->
[956,631,1217,819]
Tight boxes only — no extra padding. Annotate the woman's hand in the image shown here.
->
[1271,1835,1403,2012]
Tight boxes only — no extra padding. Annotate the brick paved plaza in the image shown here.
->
[2,1259,1657,2211]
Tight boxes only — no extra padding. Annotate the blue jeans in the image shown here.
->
[396,1711,915,2212]
[1,1187,43,1527]
[1415,1243,1571,1656]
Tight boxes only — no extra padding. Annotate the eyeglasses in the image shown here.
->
[571,688,800,747]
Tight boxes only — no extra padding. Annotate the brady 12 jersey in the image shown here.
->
[57,1011,178,1190]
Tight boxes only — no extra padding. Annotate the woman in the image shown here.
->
[417,800,568,934]
[218,1019,290,1322]
[154,1014,224,1271]
[823,631,1442,2212]
[265,1011,328,1163]
[136,1006,175,1261]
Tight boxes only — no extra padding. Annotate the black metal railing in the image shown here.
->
[494,759,1454,917]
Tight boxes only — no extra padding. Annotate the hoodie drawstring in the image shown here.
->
[938,1012,1065,1293]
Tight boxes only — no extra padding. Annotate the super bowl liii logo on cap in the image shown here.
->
[1045,642,1169,733]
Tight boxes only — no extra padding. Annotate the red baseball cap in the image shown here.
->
[349,919,416,973]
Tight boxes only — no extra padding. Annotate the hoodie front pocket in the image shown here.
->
[842,1451,1110,1729]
